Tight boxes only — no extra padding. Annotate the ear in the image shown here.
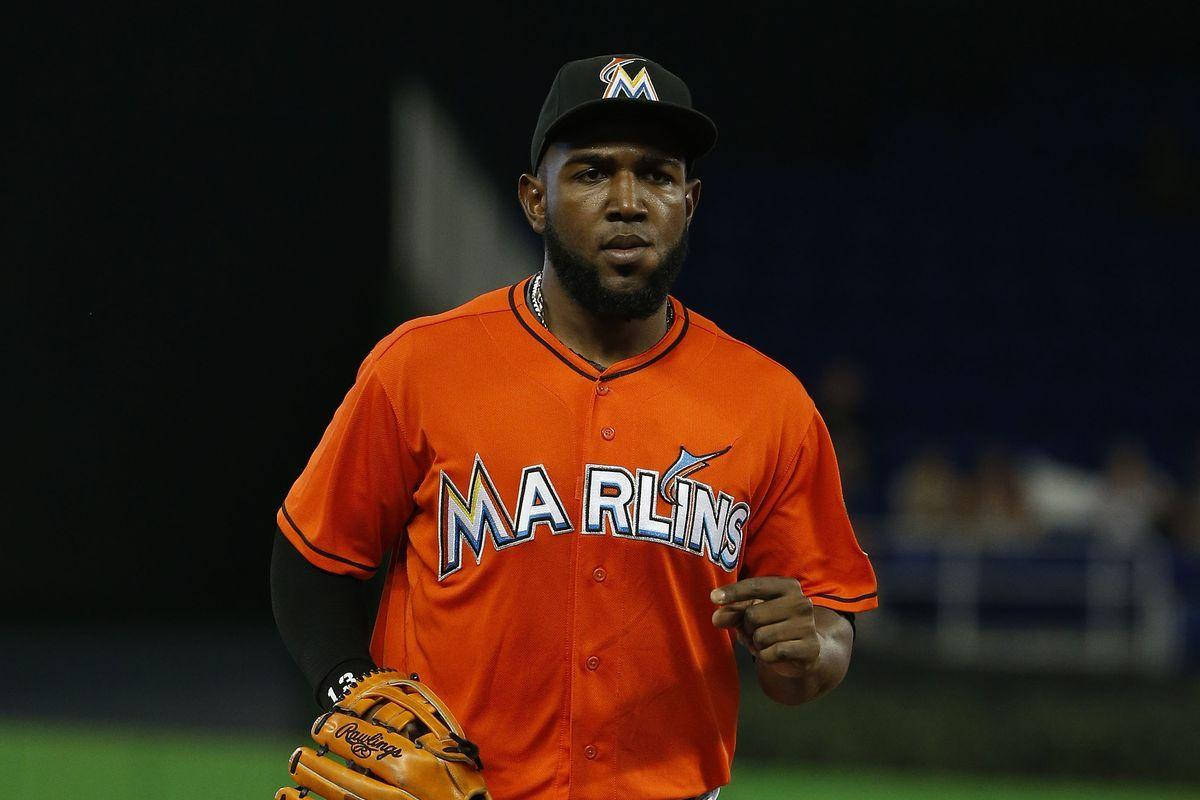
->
[684,178,701,228]
[518,173,547,234]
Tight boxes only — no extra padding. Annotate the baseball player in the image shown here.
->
[271,54,877,800]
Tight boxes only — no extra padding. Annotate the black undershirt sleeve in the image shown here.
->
[270,527,377,709]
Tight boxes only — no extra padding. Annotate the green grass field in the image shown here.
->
[3,721,1197,800]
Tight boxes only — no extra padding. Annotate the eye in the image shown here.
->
[647,170,674,185]
[576,167,606,183]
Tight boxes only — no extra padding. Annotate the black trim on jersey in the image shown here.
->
[813,591,878,603]
[524,276,608,371]
[507,281,597,380]
[279,504,378,573]
[602,307,690,381]
[506,279,690,383]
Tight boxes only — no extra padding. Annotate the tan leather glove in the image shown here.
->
[275,668,489,800]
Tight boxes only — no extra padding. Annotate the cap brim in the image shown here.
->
[536,99,718,171]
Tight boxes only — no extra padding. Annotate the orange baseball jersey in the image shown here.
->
[277,275,878,800]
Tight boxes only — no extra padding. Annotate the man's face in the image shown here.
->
[535,118,699,319]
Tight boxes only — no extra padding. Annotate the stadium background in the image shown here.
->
[8,5,1199,798]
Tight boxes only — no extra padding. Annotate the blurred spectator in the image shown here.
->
[1168,438,1200,667]
[817,358,872,514]
[1092,438,1174,551]
[1020,454,1102,532]
[960,446,1038,546]
[887,446,963,542]
[1167,437,1200,554]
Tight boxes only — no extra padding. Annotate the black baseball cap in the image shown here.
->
[530,54,718,173]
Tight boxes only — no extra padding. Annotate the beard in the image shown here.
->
[543,218,688,320]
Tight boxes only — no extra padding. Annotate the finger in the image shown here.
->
[741,596,810,629]
[290,745,411,800]
[711,577,803,605]
[274,788,306,800]
[734,628,761,656]
[757,637,821,666]
[711,599,757,628]
[747,619,812,651]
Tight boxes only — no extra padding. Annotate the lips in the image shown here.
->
[602,234,650,249]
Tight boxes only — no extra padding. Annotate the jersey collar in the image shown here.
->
[507,275,690,383]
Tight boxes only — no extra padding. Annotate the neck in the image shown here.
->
[539,262,671,370]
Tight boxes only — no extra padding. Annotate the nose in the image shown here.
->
[605,170,647,222]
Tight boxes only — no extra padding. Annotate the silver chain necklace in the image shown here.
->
[529,270,674,330]
[529,270,548,324]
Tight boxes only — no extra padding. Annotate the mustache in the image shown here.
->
[543,220,688,320]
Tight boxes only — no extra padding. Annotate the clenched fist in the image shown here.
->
[711,576,819,678]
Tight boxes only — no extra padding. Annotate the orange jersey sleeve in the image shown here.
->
[276,343,419,578]
[742,406,878,613]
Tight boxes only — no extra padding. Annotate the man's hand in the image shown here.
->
[710,576,818,677]
[711,576,853,704]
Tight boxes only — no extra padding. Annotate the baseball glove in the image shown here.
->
[275,668,490,800]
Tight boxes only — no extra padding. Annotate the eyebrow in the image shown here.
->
[564,150,685,169]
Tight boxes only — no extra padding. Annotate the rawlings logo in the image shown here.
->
[335,722,404,760]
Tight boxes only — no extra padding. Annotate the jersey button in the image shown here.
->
[592,567,606,582]
[586,656,600,670]
[596,384,611,396]
[584,745,598,759]
[601,426,616,441]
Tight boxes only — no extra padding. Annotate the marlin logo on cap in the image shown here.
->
[599,57,659,101]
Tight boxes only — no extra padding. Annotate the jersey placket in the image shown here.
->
[569,374,626,798]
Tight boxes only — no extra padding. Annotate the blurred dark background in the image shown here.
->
[8,4,1200,795]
